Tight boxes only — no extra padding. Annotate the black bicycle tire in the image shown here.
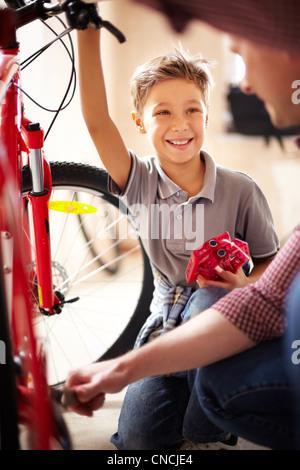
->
[22,161,154,361]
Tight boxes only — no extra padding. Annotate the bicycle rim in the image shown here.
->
[22,162,153,387]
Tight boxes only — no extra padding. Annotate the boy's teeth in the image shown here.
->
[170,139,190,145]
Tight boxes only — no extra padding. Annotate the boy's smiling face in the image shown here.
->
[132,78,208,172]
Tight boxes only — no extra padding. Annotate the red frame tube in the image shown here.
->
[21,119,60,312]
[0,45,54,448]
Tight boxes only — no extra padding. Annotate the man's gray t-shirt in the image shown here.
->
[109,150,279,286]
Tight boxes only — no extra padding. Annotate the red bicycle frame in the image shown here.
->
[0,0,125,448]
[0,16,60,449]
[2,46,60,310]
[22,119,61,312]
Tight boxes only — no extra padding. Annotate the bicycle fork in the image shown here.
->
[22,119,61,315]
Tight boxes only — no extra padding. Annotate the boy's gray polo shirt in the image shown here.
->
[109,150,279,286]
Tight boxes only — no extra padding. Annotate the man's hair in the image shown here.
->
[130,48,215,114]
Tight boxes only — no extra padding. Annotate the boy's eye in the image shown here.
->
[187,108,200,114]
[156,110,170,115]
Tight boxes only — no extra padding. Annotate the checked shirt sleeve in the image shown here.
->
[213,224,300,342]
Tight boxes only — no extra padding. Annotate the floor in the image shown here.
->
[62,389,269,451]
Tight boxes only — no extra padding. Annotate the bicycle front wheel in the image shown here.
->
[22,161,153,386]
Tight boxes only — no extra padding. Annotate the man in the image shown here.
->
[63,0,300,450]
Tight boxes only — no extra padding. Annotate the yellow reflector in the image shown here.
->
[49,201,98,214]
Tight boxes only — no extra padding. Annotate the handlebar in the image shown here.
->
[0,0,126,47]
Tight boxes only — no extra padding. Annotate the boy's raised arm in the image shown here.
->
[77,27,131,191]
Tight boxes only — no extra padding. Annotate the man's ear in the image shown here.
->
[131,111,146,134]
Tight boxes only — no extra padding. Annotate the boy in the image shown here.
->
[76,26,279,449]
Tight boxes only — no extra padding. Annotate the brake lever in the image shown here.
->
[61,0,126,43]
[99,19,126,43]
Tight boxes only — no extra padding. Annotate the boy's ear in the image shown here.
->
[131,112,146,134]
[205,113,209,129]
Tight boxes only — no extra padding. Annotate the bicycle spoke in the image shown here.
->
[23,164,153,386]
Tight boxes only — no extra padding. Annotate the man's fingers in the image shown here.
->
[62,385,106,416]
[62,388,78,407]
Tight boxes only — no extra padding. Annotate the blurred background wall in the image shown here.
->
[17,0,300,241]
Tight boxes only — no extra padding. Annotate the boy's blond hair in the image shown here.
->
[130,48,215,115]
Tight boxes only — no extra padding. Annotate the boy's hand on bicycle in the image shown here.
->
[196,266,248,291]
[61,0,102,30]
[61,0,126,41]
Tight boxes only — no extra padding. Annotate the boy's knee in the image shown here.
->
[183,286,229,321]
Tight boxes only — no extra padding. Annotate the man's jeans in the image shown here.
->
[111,286,229,450]
[111,276,300,450]
[198,270,300,450]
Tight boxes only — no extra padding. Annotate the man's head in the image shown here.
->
[229,35,300,128]
[135,0,300,54]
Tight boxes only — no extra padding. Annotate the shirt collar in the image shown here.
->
[155,150,217,202]
[154,158,181,199]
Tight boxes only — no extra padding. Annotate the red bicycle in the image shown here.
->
[0,0,153,449]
